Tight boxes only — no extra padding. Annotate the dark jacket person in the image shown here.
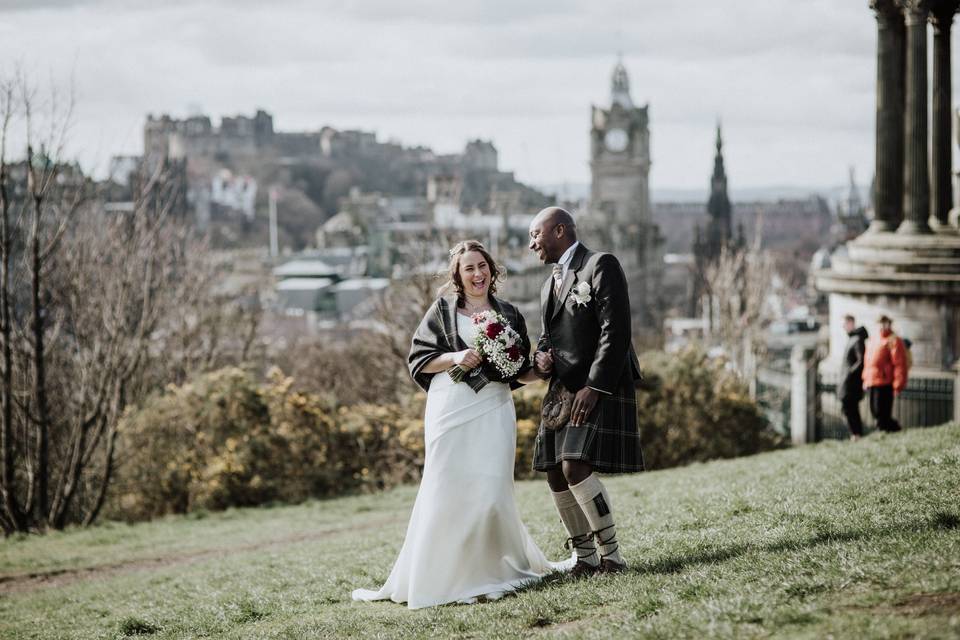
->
[839,317,867,439]
[527,206,642,577]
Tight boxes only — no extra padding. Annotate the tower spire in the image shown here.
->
[610,56,633,109]
[706,122,732,258]
[713,121,725,181]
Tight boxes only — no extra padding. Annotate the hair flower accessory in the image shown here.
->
[570,281,592,307]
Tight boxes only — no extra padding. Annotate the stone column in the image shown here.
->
[899,0,932,235]
[954,362,960,424]
[870,0,906,232]
[790,345,817,444]
[952,109,960,227]
[930,1,960,231]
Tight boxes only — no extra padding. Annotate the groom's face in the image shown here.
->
[528,219,564,264]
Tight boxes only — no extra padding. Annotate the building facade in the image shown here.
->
[582,59,663,332]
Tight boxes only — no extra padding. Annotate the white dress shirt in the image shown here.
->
[556,241,580,281]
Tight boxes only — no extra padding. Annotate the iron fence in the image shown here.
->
[756,366,791,437]
[816,370,955,440]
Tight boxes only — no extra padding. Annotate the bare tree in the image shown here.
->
[0,78,19,533]
[0,75,258,533]
[0,73,83,532]
[702,226,773,376]
[369,233,456,392]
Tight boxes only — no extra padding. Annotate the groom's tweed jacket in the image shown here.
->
[533,243,645,474]
[408,294,532,393]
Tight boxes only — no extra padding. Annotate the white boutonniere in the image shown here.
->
[570,281,592,307]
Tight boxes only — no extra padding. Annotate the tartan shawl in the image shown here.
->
[408,294,532,393]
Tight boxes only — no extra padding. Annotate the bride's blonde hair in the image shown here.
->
[438,240,504,305]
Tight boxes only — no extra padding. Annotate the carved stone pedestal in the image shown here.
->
[816,231,960,370]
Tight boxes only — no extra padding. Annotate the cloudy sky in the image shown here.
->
[0,0,918,194]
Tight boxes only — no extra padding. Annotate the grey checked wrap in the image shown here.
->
[408,294,532,394]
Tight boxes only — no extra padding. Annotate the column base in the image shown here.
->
[867,219,897,233]
[931,214,959,235]
[897,219,933,235]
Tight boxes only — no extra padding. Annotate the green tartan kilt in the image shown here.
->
[533,376,645,474]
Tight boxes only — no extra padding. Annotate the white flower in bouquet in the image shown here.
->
[448,311,525,382]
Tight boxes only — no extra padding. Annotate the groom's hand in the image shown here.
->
[534,350,554,378]
[571,387,599,426]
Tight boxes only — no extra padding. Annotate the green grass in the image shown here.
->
[2,424,959,639]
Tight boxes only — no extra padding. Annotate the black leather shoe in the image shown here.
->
[570,559,600,578]
[599,558,627,574]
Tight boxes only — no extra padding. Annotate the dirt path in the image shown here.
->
[0,516,403,596]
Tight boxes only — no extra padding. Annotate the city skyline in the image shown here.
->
[1,0,948,193]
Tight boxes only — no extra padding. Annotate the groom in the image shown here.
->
[528,206,644,577]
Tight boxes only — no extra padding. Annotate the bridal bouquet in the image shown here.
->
[449,310,524,383]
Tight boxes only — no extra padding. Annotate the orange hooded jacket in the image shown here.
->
[862,329,909,392]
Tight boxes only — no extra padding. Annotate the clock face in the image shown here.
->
[604,128,629,152]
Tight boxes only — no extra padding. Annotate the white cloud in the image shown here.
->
[0,0,932,193]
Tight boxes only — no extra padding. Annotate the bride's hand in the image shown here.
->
[453,348,482,370]
[534,350,554,377]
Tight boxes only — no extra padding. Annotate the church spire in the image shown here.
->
[610,55,633,109]
[706,122,732,258]
[713,122,726,183]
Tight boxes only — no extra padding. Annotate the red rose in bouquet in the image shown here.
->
[448,310,524,384]
[486,322,504,339]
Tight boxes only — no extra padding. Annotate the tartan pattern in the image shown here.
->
[408,295,532,393]
[433,298,492,393]
[534,245,645,474]
[533,376,644,474]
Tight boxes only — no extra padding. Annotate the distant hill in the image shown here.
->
[534,183,870,206]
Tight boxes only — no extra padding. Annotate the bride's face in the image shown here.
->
[458,250,491,298]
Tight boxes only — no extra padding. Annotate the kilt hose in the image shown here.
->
[533,376,644,474]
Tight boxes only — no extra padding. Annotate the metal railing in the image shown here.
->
[755,349,957,443]
[816,369,955,440]
[756,365,791,437]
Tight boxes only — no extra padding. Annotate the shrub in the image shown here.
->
[112,368,302,520]
[513,382,546,479]
[109,346,780,521]
[636,345,784,469]
[109,367,428,521]
[335,402,425,490]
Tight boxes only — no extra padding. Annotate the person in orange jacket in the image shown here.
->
[862,315,909,432]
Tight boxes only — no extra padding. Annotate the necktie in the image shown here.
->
[552,264,564,296]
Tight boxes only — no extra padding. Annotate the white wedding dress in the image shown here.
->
[352,313,572,609]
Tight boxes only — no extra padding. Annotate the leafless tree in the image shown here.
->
[369,233,456,390]
[0,72,83,533]
[0,75,259,533]
[702,226,773,376]
[0,78,17,533]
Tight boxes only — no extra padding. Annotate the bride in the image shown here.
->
[352,239,571,609]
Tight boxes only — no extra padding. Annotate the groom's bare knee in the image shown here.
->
[546,467,568,492]
[561,460,592,486]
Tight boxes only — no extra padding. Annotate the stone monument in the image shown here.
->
[816,0,960,372]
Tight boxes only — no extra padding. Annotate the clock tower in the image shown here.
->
[583,58,661,332]
[589,58,652,226]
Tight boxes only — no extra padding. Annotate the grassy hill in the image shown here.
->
[2,424,959,639]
